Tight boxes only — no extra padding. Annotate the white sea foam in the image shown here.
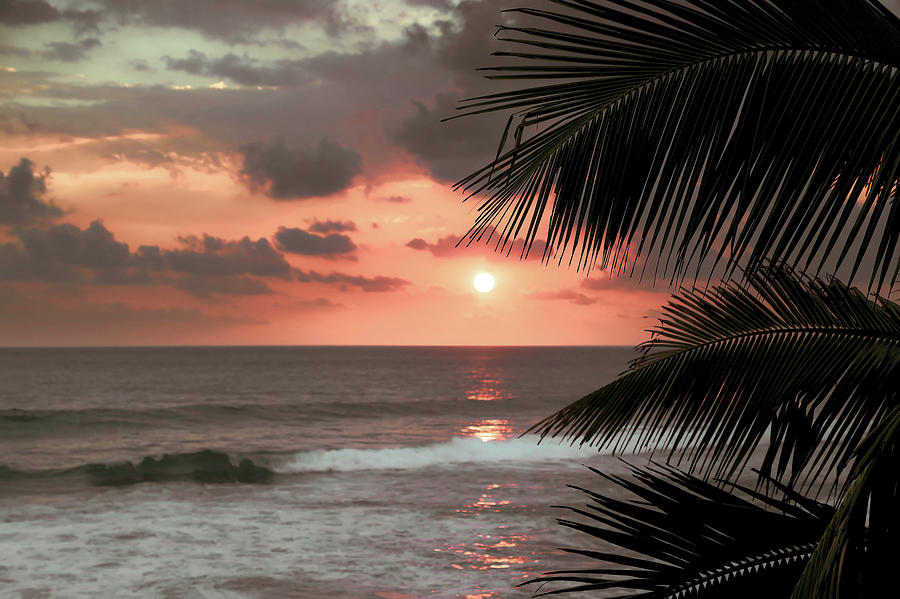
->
[0,458,601,598]
[281,435,599,473]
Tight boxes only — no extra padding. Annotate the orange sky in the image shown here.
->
[0,0,675,346]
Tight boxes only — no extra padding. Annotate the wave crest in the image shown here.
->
[0,450,274,486]
[0,438,601,485]
[83,450,274,486]
[281,436,595,473]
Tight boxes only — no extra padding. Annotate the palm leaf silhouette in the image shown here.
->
[453,0,900,289]
[791,405,899,599]
[522,464,833,597]
[527,266,900,488]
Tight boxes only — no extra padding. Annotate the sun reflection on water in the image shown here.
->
[460,420,514,443]
[432,482,540,586]
[465,366,512,401]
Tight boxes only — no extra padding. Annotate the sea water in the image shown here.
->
[0,346,636,598]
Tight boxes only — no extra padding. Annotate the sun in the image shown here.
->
[473,272,495,293]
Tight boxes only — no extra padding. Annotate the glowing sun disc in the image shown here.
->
[473,272,495,293]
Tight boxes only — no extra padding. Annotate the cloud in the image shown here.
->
[405,228,549,260]
[0,0,58,24]
[83,0,345,42]
[162,50,309,87]
[91,268,153,285]
[16,220,131,268]
[0,242,81,283]
[0,220,129,283]
[391,0,542,182]
[0,112,41,136]
[580,276,648,292]
[308,219,356,234]
[239,137,362,200]
[42,38,101,62]
[394,92,511,184]
[526,289,599,306]
[0,43,34,57]
[381,195,412,203]
[131,59,152,72]
[0,0,100,32]
[296,297,342,309]
[163,234,292,277]
[0,0,531,172]
[406,238,428,251]
[405,233,459,257]
[0,158,63,226]
[0,0,504,149]
[0,222,294,299]
[169,274,273,298]
[274,226,356,259]
[296,270,410,293]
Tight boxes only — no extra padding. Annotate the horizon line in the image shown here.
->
[0,343,635,350]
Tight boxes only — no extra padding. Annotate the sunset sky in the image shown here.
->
[12,0,883,346]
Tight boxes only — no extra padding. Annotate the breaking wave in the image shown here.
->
[0,437,605,486]
[0,450,274,487]
[281,436,597,473]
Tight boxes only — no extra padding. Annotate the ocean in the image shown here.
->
[0,346,637,598]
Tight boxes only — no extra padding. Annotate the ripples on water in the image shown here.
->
[0,346,634,598]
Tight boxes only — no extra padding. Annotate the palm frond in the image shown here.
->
[791,405,900,599]
[527,266,900,487]
[453,0,900,289]
[521,464,832,598]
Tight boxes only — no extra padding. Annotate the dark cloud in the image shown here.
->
[308,219,356,234]
[91,268,153,285]
[405,228,549,260]
[0,0,61,25]
[0,1,485,164]
[580,276,642,292]
[133,244,165,271]
[393,0,589,183]
[0,242,81,283]
[90,0,347,43]
[0,43,33,57]
[0,0,529,166]
[100,136,226,176]
[391,0,536,182]
[296,270,410,293]
[0,220,128,283]
[0,113,41,136]
[0,158,62,225]
[17,220,131,268]
[164,234,292,277]
[113,149,175,168]
[405,233,458,256]
[0,0,538,189]
[0,0,99,29]
[0,221,293,299]
[381,195,412,203]
[42,38,101,62]
[296,296,341,309]
[131,59,152,72]
[526,289,599,306]
[162,50,309,87]
[170,274,273,298]
[240,137,362,200]
[274,226,356,259]
[406,238,428,251]
[394,92,509,183]
[405,0,454,8]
